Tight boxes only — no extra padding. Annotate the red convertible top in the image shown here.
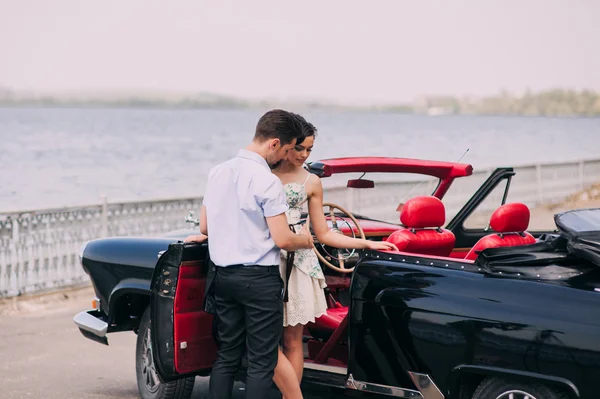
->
[308,157,473,179]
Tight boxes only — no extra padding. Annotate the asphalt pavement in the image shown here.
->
[0,286,353,399]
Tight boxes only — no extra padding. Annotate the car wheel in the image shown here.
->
[135,307,195,399]
[472,377,570,399]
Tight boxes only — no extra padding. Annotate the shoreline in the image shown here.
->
[1,104,600,119]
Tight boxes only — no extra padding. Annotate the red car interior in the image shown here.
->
[464,202,536,260]
[384,196,456,257]
[309,306,348,333]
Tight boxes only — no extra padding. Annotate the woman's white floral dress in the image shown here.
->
[279,174,328,327]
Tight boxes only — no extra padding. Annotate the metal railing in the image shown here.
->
[0,197,202,297]
[2,158,599,298]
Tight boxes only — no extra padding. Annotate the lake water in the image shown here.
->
[1,107,599,212]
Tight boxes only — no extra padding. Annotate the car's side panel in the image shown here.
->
[150,242,215,380]
[347,299,418,390]
[348,252,600,399]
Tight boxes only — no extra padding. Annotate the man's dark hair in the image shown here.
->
[254,109,307,145]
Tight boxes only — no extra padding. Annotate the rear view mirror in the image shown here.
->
[347,179,375,189]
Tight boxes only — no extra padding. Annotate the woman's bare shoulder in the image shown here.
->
[305,173,323,196]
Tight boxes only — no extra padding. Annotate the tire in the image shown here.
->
[472,377,570,399]
[135,306,195,399]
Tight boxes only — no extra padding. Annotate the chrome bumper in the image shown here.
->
[73,309,109,345]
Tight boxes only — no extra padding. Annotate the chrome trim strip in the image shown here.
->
[408,371,445,399]
[303,363,347,375]
[73,310,108,337]
[346,374,423,398]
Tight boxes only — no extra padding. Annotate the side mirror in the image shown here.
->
[347,179,374,189]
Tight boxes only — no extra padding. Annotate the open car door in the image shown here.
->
[150,241,216,380]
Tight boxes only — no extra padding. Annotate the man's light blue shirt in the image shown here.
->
[203,149,288,267]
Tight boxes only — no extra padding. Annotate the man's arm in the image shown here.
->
[183,205,208,243]
[266,213,313,251]
[199,205,208,235]
[200,166,215,236]
[260,176,312,250]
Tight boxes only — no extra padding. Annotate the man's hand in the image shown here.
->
[299,218,314,248]
[267,214,314,251]
[184,234,208,243]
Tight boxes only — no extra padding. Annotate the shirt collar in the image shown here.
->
[237,149,270,170]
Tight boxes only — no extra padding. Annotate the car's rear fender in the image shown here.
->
[447,365,579,399]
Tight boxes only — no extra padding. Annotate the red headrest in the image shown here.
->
[489,203,530,233]
[400,196,445,228]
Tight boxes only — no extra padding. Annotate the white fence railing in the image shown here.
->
[1,158,600,298]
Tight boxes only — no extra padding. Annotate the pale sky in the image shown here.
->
[1,0,599,104]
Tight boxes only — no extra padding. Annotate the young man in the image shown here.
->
[198,110,314,399]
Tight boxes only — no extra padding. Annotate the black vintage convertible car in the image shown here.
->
[74,157,600,399]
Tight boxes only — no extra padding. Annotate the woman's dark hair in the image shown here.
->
[291,113,318,146]
[254,109,305,145]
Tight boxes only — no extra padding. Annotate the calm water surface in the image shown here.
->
[1,107,599,212]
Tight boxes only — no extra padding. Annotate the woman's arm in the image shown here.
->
[307,175,398,251]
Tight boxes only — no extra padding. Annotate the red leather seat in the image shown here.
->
[310,307,348,332]
[464,202,536,260]
[385,196,455,257]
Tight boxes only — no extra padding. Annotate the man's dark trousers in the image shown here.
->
[208,264,284,399]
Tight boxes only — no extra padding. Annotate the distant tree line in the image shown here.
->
[413,89,600,117]
[1,87,599,117]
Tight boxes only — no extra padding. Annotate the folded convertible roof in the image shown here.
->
[308,157,473,179]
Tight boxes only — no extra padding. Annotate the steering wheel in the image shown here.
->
[310,202,365,274]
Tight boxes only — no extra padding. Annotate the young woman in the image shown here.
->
[271,121,398,398]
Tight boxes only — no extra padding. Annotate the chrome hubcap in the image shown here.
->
[141,327,161,392]
[496,390,538,399]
